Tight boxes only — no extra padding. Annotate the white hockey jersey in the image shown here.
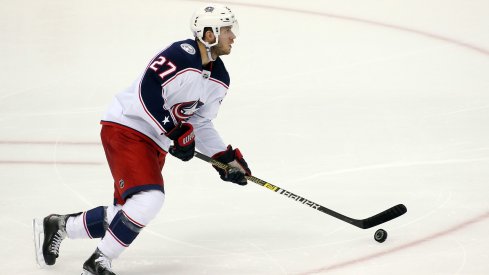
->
[102,39,229,157]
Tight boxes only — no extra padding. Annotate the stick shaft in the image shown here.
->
[194,151,406,229]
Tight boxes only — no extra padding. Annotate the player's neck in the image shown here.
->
[197,40,216,66]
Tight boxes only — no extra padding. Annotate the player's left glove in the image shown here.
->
[166,122,195,161]
[212,145,251,185]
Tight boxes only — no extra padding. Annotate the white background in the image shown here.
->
[1,0,488,274]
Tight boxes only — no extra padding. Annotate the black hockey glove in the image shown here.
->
[211,145,251,185]
[166,122,195,161]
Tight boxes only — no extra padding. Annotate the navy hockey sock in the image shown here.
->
[84,206,108,239]
[106,210,143,247]
[97,210,144,259]
[96,191,164,259]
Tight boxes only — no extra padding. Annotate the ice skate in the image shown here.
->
[33,213,76,267]
[81,248,116,275]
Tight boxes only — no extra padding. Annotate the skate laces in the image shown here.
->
[95,254,113,271]
[49,230,66,254]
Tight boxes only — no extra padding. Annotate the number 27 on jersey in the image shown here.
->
[149,56,177,80]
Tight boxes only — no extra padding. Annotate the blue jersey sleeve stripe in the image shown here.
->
[138,71,176,134]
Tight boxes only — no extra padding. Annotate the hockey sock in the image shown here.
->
[97,190,165,259]
[66,205,123,239]
[66,206,108,239]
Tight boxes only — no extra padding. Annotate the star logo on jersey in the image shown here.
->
[171,100,204,122]
[162,116,170,125]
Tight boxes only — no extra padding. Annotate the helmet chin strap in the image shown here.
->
[198,35,219,62]
[205,44,215,62]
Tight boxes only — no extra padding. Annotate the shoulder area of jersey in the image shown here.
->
[178,39,198,56]
[160,39,200,67]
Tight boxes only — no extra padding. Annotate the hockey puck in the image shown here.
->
[374,229,388,243]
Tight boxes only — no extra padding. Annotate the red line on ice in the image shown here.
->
[0,160,103,165]
[0,140,100,146]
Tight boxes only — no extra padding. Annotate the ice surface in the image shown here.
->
[1,0,489,274]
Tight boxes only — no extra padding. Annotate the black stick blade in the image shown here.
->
[360,204,407,229]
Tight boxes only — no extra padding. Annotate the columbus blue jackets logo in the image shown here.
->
[180,43,196,55]
[171,100,204,122]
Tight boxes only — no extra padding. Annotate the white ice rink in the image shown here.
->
[1,0,489,274]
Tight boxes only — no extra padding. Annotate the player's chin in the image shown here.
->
[222,46,231,54]
[220,49,232,56]
[223,45,233,54]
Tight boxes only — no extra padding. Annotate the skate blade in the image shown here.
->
[33,218,46,268]
[81,269,95,275]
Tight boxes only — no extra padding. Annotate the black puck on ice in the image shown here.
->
[374,229,388,243]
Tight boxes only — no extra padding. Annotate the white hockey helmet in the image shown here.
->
[190,4,239,48]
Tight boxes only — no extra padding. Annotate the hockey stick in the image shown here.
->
[194,151,407,229]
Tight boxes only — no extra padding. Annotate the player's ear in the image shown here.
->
[204,28,216,43]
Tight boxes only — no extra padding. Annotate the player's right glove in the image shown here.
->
[166,122,195,161]
[212,145,251,185]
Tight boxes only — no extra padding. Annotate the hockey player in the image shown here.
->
[33,4,251,275]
